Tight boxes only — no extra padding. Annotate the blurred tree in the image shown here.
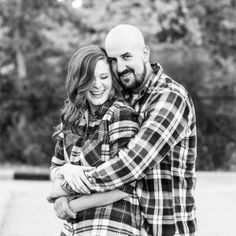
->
[185,0,236,169]
[0,0,75,164]
[0,0,235,169]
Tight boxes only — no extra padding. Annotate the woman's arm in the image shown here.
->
[47,179,70,203]
[69,189,128,212]
[50,132,66,181]
[53,189,128,220]
[48,178,128,210]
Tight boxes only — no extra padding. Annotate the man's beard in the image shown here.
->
[118,65,147,91]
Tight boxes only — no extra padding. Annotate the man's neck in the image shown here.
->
[132,63,153,94]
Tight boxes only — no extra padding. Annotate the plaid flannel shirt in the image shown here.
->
[50,99,142,236]
[87,64,197,236]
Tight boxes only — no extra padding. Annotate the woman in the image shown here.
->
[48,45,141,236]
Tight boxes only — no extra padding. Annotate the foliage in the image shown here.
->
[0,0,235,170]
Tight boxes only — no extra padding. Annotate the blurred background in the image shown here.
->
[0,0,236,171]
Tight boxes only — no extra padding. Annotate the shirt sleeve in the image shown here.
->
[87,91,193,192]
[50,131,77,194]
[108,105,140,193]
[108,105,140,157]
[82,104,140,193]
[50,131,66,180]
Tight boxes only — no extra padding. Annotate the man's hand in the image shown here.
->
[60,164,95,194]
[53,196,76,220]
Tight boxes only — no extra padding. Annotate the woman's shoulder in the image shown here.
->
[102,99,138,124]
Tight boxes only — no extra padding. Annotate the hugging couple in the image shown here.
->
[47,24,197,236]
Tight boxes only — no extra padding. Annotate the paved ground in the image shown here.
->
[0,180,62,236]
[195,172,236,236]
[0,171,236,236]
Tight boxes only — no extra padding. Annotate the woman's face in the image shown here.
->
[86,59,113,113]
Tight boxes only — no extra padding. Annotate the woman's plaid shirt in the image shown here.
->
[86,64,198,236]
[50,99,142,235]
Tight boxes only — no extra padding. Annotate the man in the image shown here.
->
[54,24,197,236]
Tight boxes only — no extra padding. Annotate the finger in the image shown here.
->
[56,209,64,219]
[67,180,79,193]
[79,170,94,190]
[54,198,69,218]
[46,194,51,203]
[54,208,61,218]
[77,174,93,194]
[68,178,89,195]
[72,177,90,194]
[46,195,55,203]
[54,198,76,219]
[54,202,64,219]
[64,206,76,219]
[61,198,76,219]
[82,166,95,171]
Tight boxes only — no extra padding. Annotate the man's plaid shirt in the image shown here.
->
[50,99,142,236]
[87,64,197,236]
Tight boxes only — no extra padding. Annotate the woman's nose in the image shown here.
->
[92,78,101,88]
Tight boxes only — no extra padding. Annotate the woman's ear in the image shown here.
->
[143,45,150,62]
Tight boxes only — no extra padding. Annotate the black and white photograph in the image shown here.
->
[0,0,236,235]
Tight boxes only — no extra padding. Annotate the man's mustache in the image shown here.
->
[117,68,134,78]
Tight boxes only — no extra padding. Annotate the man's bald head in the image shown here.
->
[103,24,151,91]
[105,24,146,52]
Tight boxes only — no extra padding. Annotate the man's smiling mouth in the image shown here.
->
[120,72,133,81]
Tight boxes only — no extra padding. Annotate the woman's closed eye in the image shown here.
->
[100,75,109,80]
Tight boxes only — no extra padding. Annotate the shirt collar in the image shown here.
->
[143,63,163,93]
[86,98,115,120]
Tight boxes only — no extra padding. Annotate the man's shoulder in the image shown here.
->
[152,72,189,100]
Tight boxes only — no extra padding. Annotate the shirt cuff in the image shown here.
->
[85,168,107,192]
[60,179,76,195]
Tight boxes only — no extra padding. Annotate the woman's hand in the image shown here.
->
[60,163,95,194]
[54,196,76,220]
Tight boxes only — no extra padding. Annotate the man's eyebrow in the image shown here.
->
[121,52,131,57]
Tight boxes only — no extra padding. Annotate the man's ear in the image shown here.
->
[143,45,150,62]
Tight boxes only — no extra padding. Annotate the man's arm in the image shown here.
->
[87,91,194,191]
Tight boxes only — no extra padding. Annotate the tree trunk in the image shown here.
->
[14,0,27,81]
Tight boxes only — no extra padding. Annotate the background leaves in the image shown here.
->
[0,0,236,170]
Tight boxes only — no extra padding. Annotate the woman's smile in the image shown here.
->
[86,59,112,113]
[90,90,105,96]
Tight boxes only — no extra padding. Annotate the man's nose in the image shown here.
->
[116,59,126,73]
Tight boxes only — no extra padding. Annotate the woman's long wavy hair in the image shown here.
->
[53,45,122,138]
